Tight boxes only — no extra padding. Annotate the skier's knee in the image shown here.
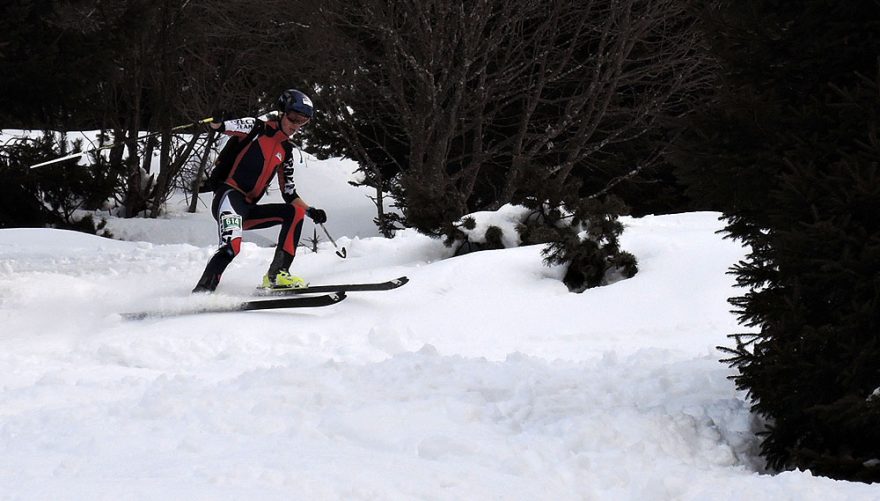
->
[223,237,242,257]
[219,211,243,256]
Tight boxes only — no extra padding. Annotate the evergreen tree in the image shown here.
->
[681,0,880,481]
[0,136,57,228]
[0,133,114,234]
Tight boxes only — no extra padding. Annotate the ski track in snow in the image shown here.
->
[0,208,876,500]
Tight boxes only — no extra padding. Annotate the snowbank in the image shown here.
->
[0,210,875,499]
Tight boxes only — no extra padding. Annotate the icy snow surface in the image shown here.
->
[0,158,876,499]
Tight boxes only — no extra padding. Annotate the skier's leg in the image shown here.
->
[192,189,249,292]
[244,203,306,287]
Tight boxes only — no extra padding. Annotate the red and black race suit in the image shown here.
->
[218,118,299,204]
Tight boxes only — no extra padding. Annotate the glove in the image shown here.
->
[306,207,327,224]
[207,110,231,131]
[211,109,231,123]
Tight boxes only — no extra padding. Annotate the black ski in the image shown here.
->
[256,276,409,296]
[122,292,346,320]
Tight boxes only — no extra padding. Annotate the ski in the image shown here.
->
[122,292,346,321]
[256,276,409,296]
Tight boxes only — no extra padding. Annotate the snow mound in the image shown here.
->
[1,211,874,499]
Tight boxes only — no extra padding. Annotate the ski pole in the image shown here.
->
[29,117,215,169]
[319,223,347,259]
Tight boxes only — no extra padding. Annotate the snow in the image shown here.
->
[1,157,877,499]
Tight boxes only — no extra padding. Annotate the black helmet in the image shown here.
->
[277,89,314,118]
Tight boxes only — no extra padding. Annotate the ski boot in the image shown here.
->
[261,270,308,290]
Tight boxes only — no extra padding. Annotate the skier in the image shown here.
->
[192,89,327,293]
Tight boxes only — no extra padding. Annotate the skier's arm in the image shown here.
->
[278,147,326,223]
[279,144,300,204]
[210,117,257,138]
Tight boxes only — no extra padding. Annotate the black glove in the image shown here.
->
[211,109,231,123]
[306,207,327,224]
[206,111,231,132]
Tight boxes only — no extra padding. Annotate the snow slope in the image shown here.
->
[0,160,876,499]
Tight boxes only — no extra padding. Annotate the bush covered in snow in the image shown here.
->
[445,201,637,292]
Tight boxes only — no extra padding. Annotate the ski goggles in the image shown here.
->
[285,111,311,126]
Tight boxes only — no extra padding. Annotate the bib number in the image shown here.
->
[219,212,243,244]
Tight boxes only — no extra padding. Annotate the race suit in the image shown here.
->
[193,118,306,292]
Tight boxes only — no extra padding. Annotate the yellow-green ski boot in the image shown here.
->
[262,270,308,290]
